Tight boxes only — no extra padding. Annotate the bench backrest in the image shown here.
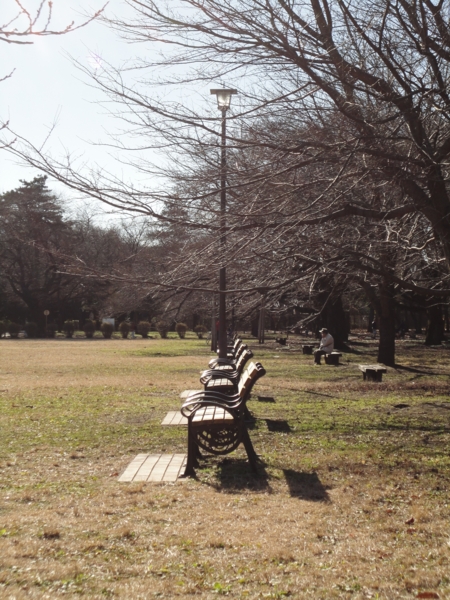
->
[237,361,266,400]
[235,348,254,376]
[230,337,242,352]
[217,337,244,359]
[233,342,249,362]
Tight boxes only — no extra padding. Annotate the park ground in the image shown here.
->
[0,333,449,599]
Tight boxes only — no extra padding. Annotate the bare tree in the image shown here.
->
[3,0,450,361]
[1,1,104,45]
[1,1,104,81]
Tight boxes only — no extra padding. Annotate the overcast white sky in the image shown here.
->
[0,0,143,201]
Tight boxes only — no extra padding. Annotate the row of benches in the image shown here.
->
[181,338,266,476]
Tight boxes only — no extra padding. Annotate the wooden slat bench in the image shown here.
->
[201,348,253,383]
[324,352,342,366]
[204,377,236,394]
[359,364,387,382]
[208,338,247,368]
[181,362,266,477]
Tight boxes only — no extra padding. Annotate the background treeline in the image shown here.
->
[1,177,446,353]
[0,176,158,335]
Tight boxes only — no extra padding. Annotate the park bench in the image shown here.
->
[302,345,314,355]
[222,335,243,356]
[181,362,266,476]
[200,348,254,384]
[202,358,264,398]
[208,338,247,367]
[358,364,387,382]
[324,351,342,366]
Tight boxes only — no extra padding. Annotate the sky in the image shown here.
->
[0,0,245,222]
[0,0,143,203]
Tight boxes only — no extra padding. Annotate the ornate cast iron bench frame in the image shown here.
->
[181,362,266,477]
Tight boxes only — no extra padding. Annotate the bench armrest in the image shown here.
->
[200,369,239,384]
[208,357,237,368]
[181,395,242,418]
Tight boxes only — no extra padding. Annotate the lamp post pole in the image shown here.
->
[210,88,237,359]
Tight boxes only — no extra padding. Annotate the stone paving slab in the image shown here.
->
[161,411,188,426]
[118,454,187,482]
[180,389,202,399]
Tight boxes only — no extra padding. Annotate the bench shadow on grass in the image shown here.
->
[265,419,292,433]
[283,469,331,502]
[393,364,436,375]
[257,396,276,403]
[207,457,272,493]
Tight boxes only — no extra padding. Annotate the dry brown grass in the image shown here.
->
[0,337,449,599]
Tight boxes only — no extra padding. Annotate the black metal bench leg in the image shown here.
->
[183,427,198,477]
[241,427,259,473]
[243,405,254,421]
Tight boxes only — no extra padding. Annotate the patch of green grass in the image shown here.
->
[129,335,211,358]
[0,334,449,599]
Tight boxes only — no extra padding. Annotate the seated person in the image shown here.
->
[314,328,334,364]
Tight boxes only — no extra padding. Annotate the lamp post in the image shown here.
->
[210,88,237,359]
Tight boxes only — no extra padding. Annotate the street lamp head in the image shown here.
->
[210,88,238,111]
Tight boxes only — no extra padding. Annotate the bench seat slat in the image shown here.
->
[191,406,234,423]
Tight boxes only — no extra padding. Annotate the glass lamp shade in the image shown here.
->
[210,88,238,110]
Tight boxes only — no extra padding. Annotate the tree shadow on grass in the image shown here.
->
[394,364,436,375]
[422,401,450,410]
[348,339,371,347]
[368,422,450,433]
[341,347,365,355]
[305,390,335,398]
[283,469,330,502]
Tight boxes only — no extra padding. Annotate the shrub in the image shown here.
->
[101,322,114,339]
[63,320,76,338]
[194,324,208,339]
[175,322,188,339]
[46,323,57,338]
[24,322,38,338]
[7,322,21,339]
[119,321,130,339]
[137,321,151,338]
[155,320,169,339]
[83,319,96,339]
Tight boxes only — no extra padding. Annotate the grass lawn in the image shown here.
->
[0,333,449,599]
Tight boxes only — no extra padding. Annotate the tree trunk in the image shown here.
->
[377,282,396,366]
[321,296,349,350]
[425,302,444,346]
[258,296,265,344]
[251,315,259,338]
[410,309,423,335]
[368,306,374,333]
